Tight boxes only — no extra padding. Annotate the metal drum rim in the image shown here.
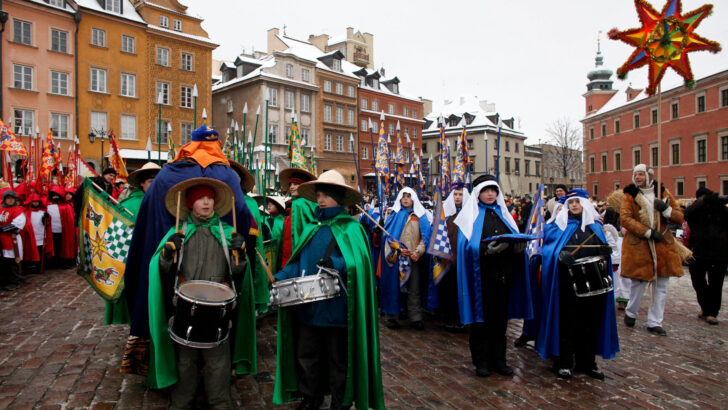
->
[167,318,228,348]
[176,280,237,306]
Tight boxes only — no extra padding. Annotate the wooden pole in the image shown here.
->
[355,204,394,238]
[656,82,662,233]
[88,180,134,217]
[174,190,181,264]
[232,196,239,266]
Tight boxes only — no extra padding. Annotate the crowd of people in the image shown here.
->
[1,122,727,408]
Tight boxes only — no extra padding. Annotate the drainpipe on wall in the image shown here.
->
[0,0,9,120]
[74,10,81,139]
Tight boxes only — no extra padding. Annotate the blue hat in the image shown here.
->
[191,125,219,142]
[558,196,567,204]
[565,189,589,200]
[452,181,466,189]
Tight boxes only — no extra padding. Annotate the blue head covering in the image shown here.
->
[565,188,590,200]
[191,125,219,142]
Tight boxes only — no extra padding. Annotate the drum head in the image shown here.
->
[573,255,605,265]
[179,280,236,303]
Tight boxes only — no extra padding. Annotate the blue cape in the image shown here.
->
[535,220,619,360]
[456,203,533,325]
[379,208,431,315]
[521,254,542,338]
[124,160,252,338]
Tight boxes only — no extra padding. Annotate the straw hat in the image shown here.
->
[297,170,363,206]
[127,162,161,187]
[164,177,234,220]
[249,193,264,207]
[279,167,316,191]
[265,195,287,211]
[229,160,255,193]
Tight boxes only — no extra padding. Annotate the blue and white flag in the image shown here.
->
[427,190,453,285]
[525,184,546,260]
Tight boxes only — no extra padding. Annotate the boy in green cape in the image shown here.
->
[264,195,286,274]
[272,170,384,410]
[279,167,317,268]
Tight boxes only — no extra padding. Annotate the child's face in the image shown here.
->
[400,193,413,208]
[289,182,300,197]
[65,193,73,201]
[192,196,215,217]
[568,198,583,215]
[316,191,339,208]
[4,197,16,207]
[479,187,498,205]
[453,189,464,206]
[266,201,278,214]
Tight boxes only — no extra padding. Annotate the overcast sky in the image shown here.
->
[187,0,728,144]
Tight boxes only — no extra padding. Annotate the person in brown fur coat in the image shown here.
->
[620,164,684,336]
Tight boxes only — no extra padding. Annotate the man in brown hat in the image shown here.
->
[279,168,317,268]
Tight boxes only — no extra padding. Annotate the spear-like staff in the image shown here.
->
[192,84,198,128]
[249,105,261,171]
[350,133,362,195]
[242,103,248,161]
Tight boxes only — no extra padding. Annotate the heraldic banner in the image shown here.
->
[77,179,134,302]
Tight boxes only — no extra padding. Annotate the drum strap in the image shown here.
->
[323,237,338,260]
[175,221,237,295]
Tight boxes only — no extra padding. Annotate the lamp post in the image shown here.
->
[88,128,107,169]
[157,91,164,166]
[192,84,198,128]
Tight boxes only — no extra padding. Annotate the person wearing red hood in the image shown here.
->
[21,193,54,274]
[1,190,26,290]
[47,185,77,269]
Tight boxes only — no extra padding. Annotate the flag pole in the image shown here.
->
[250,105,261,172]
[350,133,362,195]
[157,92,163,166]
[495,114,501,182]
[192,84,198,129]
[242,103,248,162]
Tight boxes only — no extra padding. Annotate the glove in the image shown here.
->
[161,232,185,260]
[317,256,334,269]
[41,213,49,224]
[558,250,576,265]
[486,241,509,255]
[649,230,664,242]
[653,199,669,212]
[229,232,245,251]
[598,244,613,256]
[1,225,19,233]
[511,241,527,253]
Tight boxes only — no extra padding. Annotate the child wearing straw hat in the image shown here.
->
[272,170,384,410]
[146,177,249,409]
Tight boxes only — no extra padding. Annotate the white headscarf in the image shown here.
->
[632,163,654,187]
[390,187,426,218]
[555,196,599,232]
[454,180,519,241]
[444,187,470,218]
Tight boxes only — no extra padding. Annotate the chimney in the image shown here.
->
[266,27,280,54]
[459,96,465,105]
[308,34,329,52]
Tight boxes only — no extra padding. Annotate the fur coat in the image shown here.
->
[620,184,684,281]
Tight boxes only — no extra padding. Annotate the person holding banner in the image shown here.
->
[441,183,469,331]
[536,189,618,380]
[454,175,532,377]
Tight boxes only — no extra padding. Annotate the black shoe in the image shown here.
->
[514,335,533,347]
[647,326,667,336]
[624,315,636,327]
[583,368,605,380]
[557,368,572,379]
[475,366,490,377]
[297,396,323,410]
[385,318,400,329]
[411,321,424,331]
[444,322,465,333]
[492,363,514,376]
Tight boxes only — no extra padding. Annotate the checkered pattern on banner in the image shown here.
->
[105,220,133,261]
[432,216,452,257]
[82,231,92,271]
[526,184,545,259]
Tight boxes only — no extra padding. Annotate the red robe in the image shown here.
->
[22,208,54,261]
[0,206,25,255]
[50,202,77,259]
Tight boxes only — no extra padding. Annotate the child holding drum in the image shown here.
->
[271,170,384,410]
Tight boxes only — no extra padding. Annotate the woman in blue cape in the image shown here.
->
[536,189,619,380]
[454,176,532,377]
[380,187,432,330]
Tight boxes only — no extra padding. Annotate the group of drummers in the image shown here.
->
[61,123,684,410]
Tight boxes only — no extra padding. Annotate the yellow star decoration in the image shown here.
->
[89,230,110,263]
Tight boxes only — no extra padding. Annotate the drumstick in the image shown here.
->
[255,248,275,283]
[569,232,597,256]
[355,204,394,237]
[232,196,239,266]
[564,245,616,248]
[174,191,181,264]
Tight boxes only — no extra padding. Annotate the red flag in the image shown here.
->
[0,119,28,156]
[39,130,60,178]
[107,132,128,181]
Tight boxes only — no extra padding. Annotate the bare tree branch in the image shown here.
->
[544,118,583,179]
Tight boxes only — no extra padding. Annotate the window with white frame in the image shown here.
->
[180,122,193,144]
[388,123,394,135]
[336,107,343,124]
[362,145,368,160]
[335,83,343,95]
[91,111,107,131]
[670,141,680,165]
[156,47,169,66]
[285,64,293,79]
[51,29,68,53]
[388,104,394,114]
[324,80,332,93]
[267,88,278,106]
[696,136,707,163]
[372,100,378,111]
[324,133,332,151]
[324,105,332,122]
[50,71,69,95]
[412,109,417,118]
[105,0,120,13]
[721,134,728,161]
[160,16,169,28]
[121,35,135,53]
[675,179,685,196]
[120,115,136,140]
[634,113,640,128]
[300,128,309,146]
[173,19,182,31]
[181,52,193,71]
[332,59,341,71]
[614,150,622,170]
[301,94,310,112]
[696,93,706,113]
[348,109,354,125]
[180,85,193,108]
[13,109,33,135]
[90,67,107,92]
[671,101,679,119]
[12,64,33,90]
[336,135,344,152]
[48,0,64,6]
[403,107,409,117]
[348,85,355,97]
[284,126,291,144]
[159,120,169,144]
[13,19,32,45]
[156,81,169,105]
[361,119,367,131]
[652,107,658,124]
[269,125,278,144]
[361,98,367,110]
[91,28,106,47]
[50,113,69,138]
[301,69,310,82]
[721,87,728,108]
[120,73,135,97]
[411,128,417,138]
[227,99,233,113]
[285,90,294,109]
[372,78,379,89]
[633,147,641,166]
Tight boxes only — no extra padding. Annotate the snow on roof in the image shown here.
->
[143,1,202,20]
[275,35,358,79]
[212,55,276,91]
[147,23,217,46]
[75,0,146,24]
[423,96,522,136]
[328,35,346,45]
[28,0,75,13]
[349,64,420,102]
[234,54,263,66]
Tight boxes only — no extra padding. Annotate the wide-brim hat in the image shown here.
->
[249,193,264,207]
[265,195,287,211]
[165,177,233,220]
[127,162,161,187]
[279,167,316,191]
[229,160,255,193]
[297,170,362,206]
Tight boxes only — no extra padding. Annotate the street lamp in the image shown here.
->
[88,128,107,168]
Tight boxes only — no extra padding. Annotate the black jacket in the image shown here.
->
[684,192,728,262]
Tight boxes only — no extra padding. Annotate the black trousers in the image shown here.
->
[297,324,348,407]
[689,257,728,318]
[438,266,460,325]
[469,278,509,369]
[0,257,20,286]
[557,270,605,370]
[52,233,74,269]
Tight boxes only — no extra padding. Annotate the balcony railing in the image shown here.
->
[353,52,369,64]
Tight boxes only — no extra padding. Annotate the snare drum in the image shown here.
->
[269,272,341,308]
[566,256,613,297]
[169,280,237,348]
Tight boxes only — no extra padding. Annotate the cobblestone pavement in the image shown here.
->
[1,268,727,409]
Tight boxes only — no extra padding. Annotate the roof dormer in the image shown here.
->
[317,50,345,72]
[233,56,262,77]
[381,76,400,94]
[99,0,122,14]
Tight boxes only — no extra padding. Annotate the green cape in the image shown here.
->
[289,196,317,256]
[245,194,270,313]
[146,213,257,389]
[104,188,145,325]
[265,213,285,274]
[273,211,384,409]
